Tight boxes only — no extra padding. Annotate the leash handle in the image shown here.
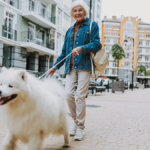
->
[38,52,73,80]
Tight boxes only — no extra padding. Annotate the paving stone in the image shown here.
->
[0,89,150,149]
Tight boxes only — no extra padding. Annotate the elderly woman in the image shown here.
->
[48,0,102,140]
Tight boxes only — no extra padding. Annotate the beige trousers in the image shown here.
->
[65,66,91,129]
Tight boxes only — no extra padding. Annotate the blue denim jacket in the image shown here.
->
[54,18,102,74]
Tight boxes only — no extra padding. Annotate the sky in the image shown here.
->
[101,0,150,23]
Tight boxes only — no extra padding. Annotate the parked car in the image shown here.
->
[96,78,103,86]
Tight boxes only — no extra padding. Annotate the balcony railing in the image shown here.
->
[22,0,56,24]
[4,0,19,9]
[21,31,55,50]
[2,25,17,41]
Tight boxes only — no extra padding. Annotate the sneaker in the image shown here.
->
[74,127,84,141]
[69,122,77,136]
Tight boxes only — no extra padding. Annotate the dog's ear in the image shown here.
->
[19,70,27,82]
[1,67,7,72]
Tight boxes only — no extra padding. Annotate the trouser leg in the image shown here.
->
[76,70,91,129]
[65,68,77,121]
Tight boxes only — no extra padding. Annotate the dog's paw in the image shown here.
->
[62,143,70,148]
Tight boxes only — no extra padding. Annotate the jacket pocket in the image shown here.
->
[83,31,90,44]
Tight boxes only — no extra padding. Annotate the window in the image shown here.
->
[125,40,132,51]
[123,24,125,28]
[146,33,150,38]
[4,12,15,40]
[139,27,143,31]
[39,29,46,46]
[50,28,55,50]
[107,62,109,67]
[114,24,118,29]
[106,38,110,43]
[105,69,109,74]
[146,49,149,54]
[139,33,143,38]
[138,63,142,68]
[134,25,136,29]
[57,9,62,30]
[113,62,117,67]
[145,56,149,61]
[114,31,118,36]
[145,63,149,69]
[57,0,63,5]
[107,24,111,28]
[138,55,142,61]
[107,53,109,58]
[125,53,131,60]
[138,48,142,53]
[64,13,69,21]
[125,30,133,38]
[126,21,133,29]
[5,0,18,9]
[146,41,150,46]
[106,30,111,35]
[125,62,131,68]
[56,34,61,54]
[139,41,142,46]
[3,45,13,68]
[112,69,116,75]
[146,27,150,32]
[106,46,111,52]
[28,22,35,42]
[113,38,118,44]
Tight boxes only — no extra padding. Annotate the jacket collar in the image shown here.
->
[70,17,91,29]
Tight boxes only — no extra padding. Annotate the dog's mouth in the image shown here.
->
[0,94,17,105]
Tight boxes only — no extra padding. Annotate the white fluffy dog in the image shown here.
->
[0,67,69,150]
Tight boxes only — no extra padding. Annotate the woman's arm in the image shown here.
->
[80,21,102,55]
[53,31,68,70]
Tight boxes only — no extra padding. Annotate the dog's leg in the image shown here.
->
[27,136,42,150]
[2,131,17,150]
[63,131,70,148]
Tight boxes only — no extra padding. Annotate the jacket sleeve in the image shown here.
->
[53,30,68,70]
[80,21,102,55]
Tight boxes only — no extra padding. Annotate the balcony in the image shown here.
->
[22,0,56,28]
[3,0,19,9]
[20,31,55,55]
[2,25,17,41]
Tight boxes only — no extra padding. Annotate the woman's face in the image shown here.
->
[72,5,85,22]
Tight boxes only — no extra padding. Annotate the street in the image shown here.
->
[0,89,150,150]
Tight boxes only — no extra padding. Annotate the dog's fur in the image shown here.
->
[0,67,69,150]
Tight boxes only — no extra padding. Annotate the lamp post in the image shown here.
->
[124,37,135,91]
[130,69,136,91]
[89,0,92,19]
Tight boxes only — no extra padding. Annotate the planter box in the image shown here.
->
[112,80,124,93]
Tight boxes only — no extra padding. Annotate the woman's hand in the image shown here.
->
[48,68,56,75]
[72,47,82,56]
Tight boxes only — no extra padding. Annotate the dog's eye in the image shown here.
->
[0,84,2,86]
[9,85,13,88]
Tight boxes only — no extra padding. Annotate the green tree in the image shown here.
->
[146,70,150,76]
[111,44,125,67]
[138,65,146,75]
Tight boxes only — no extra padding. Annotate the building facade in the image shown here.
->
[0,0,72,76]
[101,16,150,83]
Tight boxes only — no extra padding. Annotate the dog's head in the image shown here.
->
[0,67,29,105]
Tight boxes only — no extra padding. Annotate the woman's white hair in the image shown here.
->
[70,0,89,18]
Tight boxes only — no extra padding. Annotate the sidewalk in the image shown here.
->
[1,89,150,150]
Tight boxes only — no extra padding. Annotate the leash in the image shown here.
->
[38,51,73,80]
